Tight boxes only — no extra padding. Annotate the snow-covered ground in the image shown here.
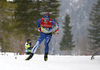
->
[0,52,100,70]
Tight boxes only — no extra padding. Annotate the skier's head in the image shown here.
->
[44,12,50,18]
[44,12,50,23]
[27,39,31,43]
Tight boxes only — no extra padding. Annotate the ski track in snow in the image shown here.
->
[0,53,100,70]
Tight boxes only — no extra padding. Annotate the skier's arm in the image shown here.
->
[52,19,59,36]
[37,19,41,32]
[27,47,33,50]
[25,44,30,49]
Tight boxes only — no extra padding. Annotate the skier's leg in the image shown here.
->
[25,33,45,60]
[45,34,52,53]
[44,53,48,61]
[44,34,52,61]
[25,53,34,60]
[31,33,45,53]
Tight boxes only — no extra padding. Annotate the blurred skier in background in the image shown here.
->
[25,39,33,55]
[25,12,59,61]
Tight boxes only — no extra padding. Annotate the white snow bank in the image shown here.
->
[0,53,100,70]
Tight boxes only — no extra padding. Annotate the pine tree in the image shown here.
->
[88,0,100,51]
[0,0,17,52]
[60,13,75,54]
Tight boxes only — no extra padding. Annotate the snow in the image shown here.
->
[0,52,100,70]
[7,0,13,1]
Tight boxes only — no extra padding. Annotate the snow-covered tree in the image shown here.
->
[60,13,75,55]
[88,0,100,51]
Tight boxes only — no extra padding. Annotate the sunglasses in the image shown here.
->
[45,18,49,20]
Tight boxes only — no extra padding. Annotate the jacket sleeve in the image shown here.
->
[25,44,30,49]
[37,19,41,32]
[37,19,41,28]
[52,19,59,33]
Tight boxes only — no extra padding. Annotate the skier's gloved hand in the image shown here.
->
[38,28,41,32]
[55,29,59,36]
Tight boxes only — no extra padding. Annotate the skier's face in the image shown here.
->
[28,41,31,43]
[44,18,49,23]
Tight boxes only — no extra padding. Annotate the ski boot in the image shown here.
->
[44,53,48,61]
[25,53,34,60]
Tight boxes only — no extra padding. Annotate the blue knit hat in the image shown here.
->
[44,14,50,18]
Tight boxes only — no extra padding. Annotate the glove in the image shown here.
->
[55,29,59,36]
[38,28,41,32]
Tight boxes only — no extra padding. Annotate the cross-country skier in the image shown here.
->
[25,39,33,55]
[25,12,59,61]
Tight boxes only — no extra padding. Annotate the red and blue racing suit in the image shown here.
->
[31,18,59,54]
